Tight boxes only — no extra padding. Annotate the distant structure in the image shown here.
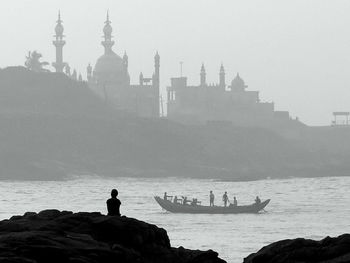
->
[167,64,300,130]
[87,12,160,118]
[52,11,66,73]
[332,112,349,126]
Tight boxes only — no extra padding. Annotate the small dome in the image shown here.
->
[55,23,64,35]
[231,73,246,90]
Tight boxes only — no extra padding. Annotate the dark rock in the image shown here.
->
[244,234,350,263]
[0,210,226,263]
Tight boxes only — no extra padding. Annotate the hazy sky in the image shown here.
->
[0,0,349,125]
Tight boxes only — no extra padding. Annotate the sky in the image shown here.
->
[0,0,349,125]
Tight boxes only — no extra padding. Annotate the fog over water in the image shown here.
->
[1,0,350,125]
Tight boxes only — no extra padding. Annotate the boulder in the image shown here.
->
[244,234,350,263]
[0,210,226,263]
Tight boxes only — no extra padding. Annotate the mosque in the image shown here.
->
[166,64,302,132]
[52,12,160,118]
[51,12,301,133]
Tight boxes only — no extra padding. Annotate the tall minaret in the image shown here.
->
[102,11,115,55]
[154,51,160,116]
[200,63,206,86]
[123,51,128,70]
[87,63,92,82]
[154,51,160,89]
[219,63,225,88]
[52,11,66,73]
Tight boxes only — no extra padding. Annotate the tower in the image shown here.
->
[219,63,225,88]
[87,63,92,81]
[52,11,66,73]
[154,51,160,89]
[200,63,206,86]
[102,11,115,55]
[153,51,160,116]
[123,51,128,70]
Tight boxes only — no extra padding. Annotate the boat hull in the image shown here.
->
[154,196,270,214]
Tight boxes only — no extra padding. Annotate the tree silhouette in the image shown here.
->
[25,51,49,72]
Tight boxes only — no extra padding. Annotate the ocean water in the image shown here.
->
[0,176,350,263]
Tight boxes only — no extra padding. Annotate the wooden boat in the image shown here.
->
[154,196,270,214]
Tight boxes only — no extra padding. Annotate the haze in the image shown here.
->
[0,0,349,125]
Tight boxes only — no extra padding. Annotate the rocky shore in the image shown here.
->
[0,210,225,263]
[244,234,350,263]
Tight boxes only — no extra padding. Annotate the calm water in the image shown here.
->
[0,176,350,263]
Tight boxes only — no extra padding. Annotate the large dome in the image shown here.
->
[93,51,130,85]
[94,51,124,74]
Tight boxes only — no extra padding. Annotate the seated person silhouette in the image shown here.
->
[106,189,121,216]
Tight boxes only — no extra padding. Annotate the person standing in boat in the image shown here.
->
[209,191,215,206]
[164,192,173,201]
[255,196,261,204]
[222,191,229,207]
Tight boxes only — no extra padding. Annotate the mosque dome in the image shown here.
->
[93,51,130,84]
[231,73,246,90]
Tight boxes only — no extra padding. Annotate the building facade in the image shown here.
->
[167,64,294,129]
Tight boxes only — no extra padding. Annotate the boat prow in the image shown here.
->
[154,196,270,214]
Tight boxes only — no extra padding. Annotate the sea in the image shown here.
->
[0,176,349,263]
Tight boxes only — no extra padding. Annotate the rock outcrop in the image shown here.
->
[0,210,225,263]
[244,234,350,263]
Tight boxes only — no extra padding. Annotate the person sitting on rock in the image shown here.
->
[107,189,121,216]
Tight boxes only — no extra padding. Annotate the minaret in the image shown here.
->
[139,72,144,85]
[87,63,92,81]
[52,11,66,73]
[219,63,225,88]
[102,11,115,55]
[154,51,160,89]
[200,63,206,86]
[153,51,160,117]
[123,51,128,70]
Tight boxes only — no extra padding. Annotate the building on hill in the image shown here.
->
[86,12,160,118]
[167,64,301,131]
[52,12,160,118]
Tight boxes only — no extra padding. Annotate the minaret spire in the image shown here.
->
[219,63,225,88]
[200,63,206,86]
[153,51,160,116]
[52,11,66,73]
[102,11,115,54]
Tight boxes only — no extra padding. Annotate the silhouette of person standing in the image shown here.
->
[222,191,228,207]
[210,190,215,206]
[107,189,121,216]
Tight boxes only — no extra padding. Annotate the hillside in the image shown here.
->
[0,67,348,180]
